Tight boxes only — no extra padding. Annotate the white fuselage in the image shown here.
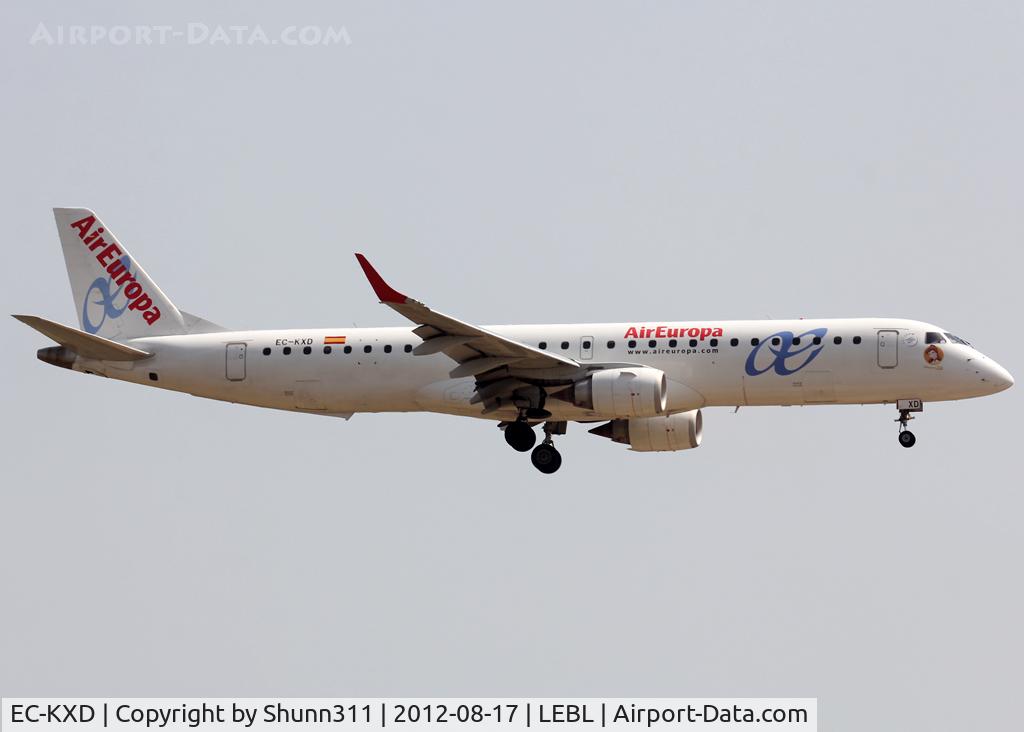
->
[68,318,1012,421]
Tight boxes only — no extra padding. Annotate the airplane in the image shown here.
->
[15,208,1014,474]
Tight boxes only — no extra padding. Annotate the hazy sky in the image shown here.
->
[2,2,1022,730]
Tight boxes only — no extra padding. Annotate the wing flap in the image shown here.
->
[449,357,525,378]
[412,335,480,355]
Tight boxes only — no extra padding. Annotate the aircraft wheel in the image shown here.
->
[898,430,916,448]
[531,444,562,474]
[504,421,536,452]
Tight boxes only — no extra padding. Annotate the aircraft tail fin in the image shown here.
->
[53,207,194,341]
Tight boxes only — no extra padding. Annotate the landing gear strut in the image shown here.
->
[896,409,916,448]
[531,422,565,474]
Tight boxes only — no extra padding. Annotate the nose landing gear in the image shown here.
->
[895,399,923,448]
[898,427,916,448]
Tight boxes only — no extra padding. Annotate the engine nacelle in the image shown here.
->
[589,410,703,452]
[569,367,667,418]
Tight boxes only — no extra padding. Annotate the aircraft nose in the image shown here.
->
[982,359,1014,392]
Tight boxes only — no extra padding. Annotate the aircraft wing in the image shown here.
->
[355,254,579,379]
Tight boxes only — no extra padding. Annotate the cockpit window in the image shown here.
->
[925,332,947,344]
[944,333,972,346]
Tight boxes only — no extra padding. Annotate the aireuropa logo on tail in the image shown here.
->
[70,216,161,332]
[83,254,136,334]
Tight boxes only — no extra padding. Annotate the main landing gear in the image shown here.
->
[531,423,564,474]
[502,418,565,473]
[503,419,537,452]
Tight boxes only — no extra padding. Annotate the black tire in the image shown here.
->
[531,444,562,474]
[504,421,536,452]
[898,431,916,448]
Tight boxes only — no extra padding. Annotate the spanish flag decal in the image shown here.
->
[324,336,347,345]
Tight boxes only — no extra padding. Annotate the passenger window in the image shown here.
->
[262,347,271,356]
[689,339,697,347]
[538,341,547,350]
[384,345,392,353]
[730,338,738,347]
[364,345,372,353]
[833,336,842,344]
[582,340,591,349]
[669,339,677,348]
[792,337,801,345]
[853,336,862,344]
[561,341,570,350]
[606,340,615,349]
[772,337,781,346]
[303,346,312,355]
[648,340,657,348]
[283,346,292,355]
[751,338,759,346]
[404,344,413,353]
[812,336,821,345]
[710,338,718,347]
[628,340,637,348]
[344,345,352,354]
[926,332,947,344]
[323,346,332,354]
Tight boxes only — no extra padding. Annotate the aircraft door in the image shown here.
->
[877,330,898,368]
[226,343,246,380]
[580,336,594,360]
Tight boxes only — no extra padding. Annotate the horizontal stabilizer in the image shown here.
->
[13,314,152,361]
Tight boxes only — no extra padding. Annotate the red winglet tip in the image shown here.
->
[354,253,407,304]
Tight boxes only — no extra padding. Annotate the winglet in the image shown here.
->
[354,253,408,304]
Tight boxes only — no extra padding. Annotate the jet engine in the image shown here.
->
[568,367,667,418]
[589,410,703,452]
